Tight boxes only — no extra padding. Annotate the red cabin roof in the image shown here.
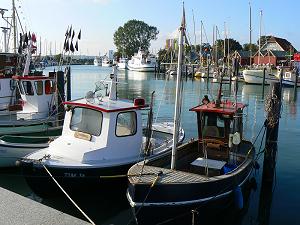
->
[190,101,246,116]
[12,75,53,80]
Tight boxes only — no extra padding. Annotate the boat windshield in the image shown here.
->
[70,107,103,136]
[202,113,225,138]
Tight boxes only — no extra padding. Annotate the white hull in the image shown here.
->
[102,63,112,67]
[243,69,277,85]
[127,65,156,72]
[117,62,127,69]
[94,62,101,66]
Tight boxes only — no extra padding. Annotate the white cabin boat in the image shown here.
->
[20,67,184,196]
[117,58,128,70]
[242,68,277,84]
[127,50,157,72]
[102,56,113,67]
[93,57,102,66]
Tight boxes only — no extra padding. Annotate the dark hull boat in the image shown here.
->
[127,139,254,224]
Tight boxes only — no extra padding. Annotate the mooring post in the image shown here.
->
[56,70,65,126]
[192,64,194,76]
[294,68,298,98]
[65,66,71,101]
[262,67,266,98]
[263,81,281,183]
[206,64,210,87]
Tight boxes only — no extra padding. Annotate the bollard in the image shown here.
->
[262,68,266,98]
[65,66,71,101]
[56,70,65,126]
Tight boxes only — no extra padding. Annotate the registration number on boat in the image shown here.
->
[64,172,85,177]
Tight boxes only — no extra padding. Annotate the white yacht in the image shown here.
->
[242,67,277,85]
[93,56,102,66]
[117,58,128,70]
[102,56,113,67]
[127,49,157,72]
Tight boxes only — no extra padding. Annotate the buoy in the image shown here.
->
[234,186,244,210]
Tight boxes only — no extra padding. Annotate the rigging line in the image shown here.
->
[42,165,96,225]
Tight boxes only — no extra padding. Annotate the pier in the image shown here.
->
[0,187,89,225]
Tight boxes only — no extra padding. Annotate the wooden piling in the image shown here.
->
[65,66,71,101]
[56,70,65,126]
[263,81,281,183]
[294,68,298,94]
[262,68,266,98]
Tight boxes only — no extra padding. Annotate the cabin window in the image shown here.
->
[116,111,137,137]
[202,113,225,138]
[22,81,34,95]
[70,107,102,136]
[45,80,54,94]
[34,81,43,95]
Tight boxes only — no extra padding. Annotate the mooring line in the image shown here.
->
[42,165,96,225]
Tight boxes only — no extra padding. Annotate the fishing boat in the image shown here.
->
[277,66,300,87]
[126,8,255,224]
[242,67,277,84]
[117,57,128,70]
[20,67,184,197]
[127,49,157,72]
[93,56,102,66]
[0,33,63,136]
[0,135,56,167]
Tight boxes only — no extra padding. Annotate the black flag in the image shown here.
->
[68,25,72,38]
[70,41,74,53]
[28,31,31,40]
[65,26,69,37]
[75,41,78,51]
[72,30,75,40]
[65,39,69,51]
[77,29,81,40]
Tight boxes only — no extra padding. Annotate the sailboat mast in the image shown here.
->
[12,0,17,53]
[258,10,262,65]
[249,2,252,65]
[170,5,185,170]
[200,20,203,68]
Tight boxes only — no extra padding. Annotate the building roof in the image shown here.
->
[261,36,297,52]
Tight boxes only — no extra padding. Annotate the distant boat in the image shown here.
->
[117,57,128,70]
[242,68,277,84]
[93,56,102,66]
[277,66,300,87]
[102,56,113,67]
[127,49,157,72]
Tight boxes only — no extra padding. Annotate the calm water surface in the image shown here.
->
[0,65,299,225]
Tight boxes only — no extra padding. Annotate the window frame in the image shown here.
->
[22,81,34,96]
[115,111,137,137]
[34,80,44,95]
[69,107,103,137]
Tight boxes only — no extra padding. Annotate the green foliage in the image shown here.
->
[213,38,243,57]
[243,43,259,52]
[113,20,159,57]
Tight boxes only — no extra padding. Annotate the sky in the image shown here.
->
[1,0,300,56]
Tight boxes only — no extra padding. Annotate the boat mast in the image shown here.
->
[12,0,17,53]
[258,10,262,65]
[170,4,185,170]
[249,2,252,65]
[200,20,203,68]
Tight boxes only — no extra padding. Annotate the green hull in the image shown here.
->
[0,124,62,136]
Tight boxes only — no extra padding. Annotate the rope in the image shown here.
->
[42,165,96,225]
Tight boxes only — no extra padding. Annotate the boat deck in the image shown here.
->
[128,163,216,185]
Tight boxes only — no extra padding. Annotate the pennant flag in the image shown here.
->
[65,39,69,51]
[68,25,72,38]
[28,31,31,40]
[181,3,186,29]
[19,33,22,47]
[31,33,37,43]
[65,26,69,37]
[75,41,78,51]
[71,30,75,40]
[70,41,74,53]
[77,29,81,40]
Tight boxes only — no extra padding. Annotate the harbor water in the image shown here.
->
[0,65,299,225]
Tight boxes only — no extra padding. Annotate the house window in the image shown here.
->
[22,81,34,95]
[70,107,103,136]
[116,111,137,137]
[34,81,43,95]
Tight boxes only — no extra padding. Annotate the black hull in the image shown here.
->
[128,160,253,225]
[21,161,132,197]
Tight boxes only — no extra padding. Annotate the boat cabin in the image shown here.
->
[13,75,56,120]
[55,96,148,163]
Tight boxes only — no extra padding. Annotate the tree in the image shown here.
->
[113,20,159,57]
[257,35,272,47]
[243,43,258,53]
[212,39,243,57]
